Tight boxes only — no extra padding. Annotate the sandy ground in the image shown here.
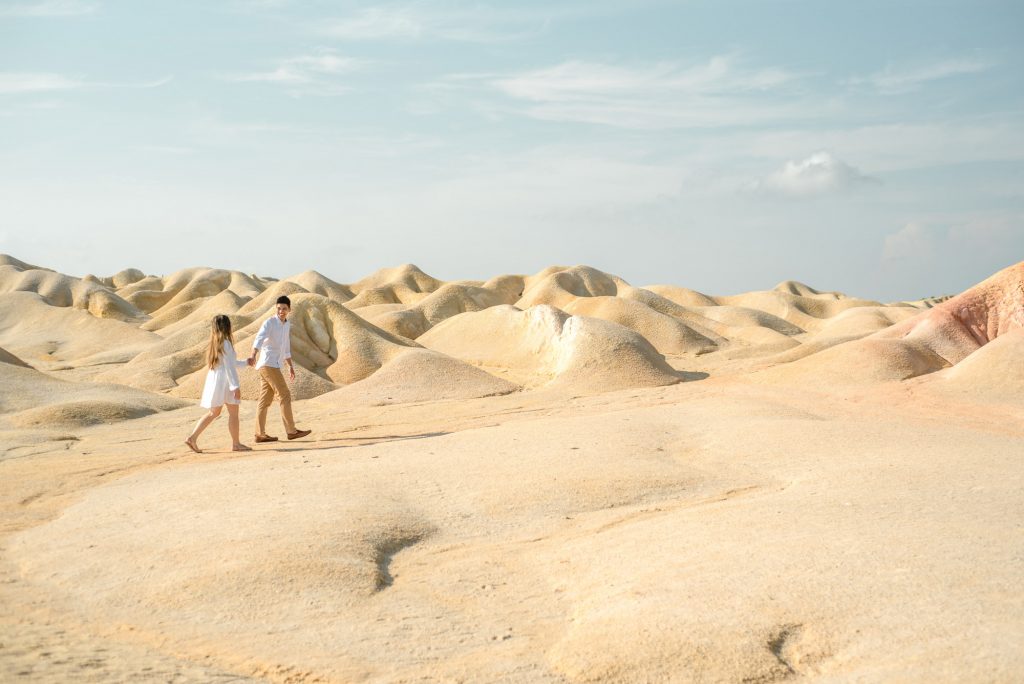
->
[1,258,1022,682]
[2,375,1022,682]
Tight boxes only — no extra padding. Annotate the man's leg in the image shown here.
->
[262,367,297,434]
[256,368,276,437]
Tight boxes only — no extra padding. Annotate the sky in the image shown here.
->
[1,0,1022,300]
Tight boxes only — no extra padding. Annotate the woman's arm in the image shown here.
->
[224,341,242,391]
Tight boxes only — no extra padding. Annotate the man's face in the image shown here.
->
[276,304,290,322]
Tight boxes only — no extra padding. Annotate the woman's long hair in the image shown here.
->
[206,315,234,370]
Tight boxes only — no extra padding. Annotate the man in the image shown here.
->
[249,295,312,443]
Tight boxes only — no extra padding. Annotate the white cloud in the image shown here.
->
[849,57,993,94]
[882,222,936,262]
[753,151,879,197]
[229,52,361,88]
[0,0,96,17]
[728,119,1024,174]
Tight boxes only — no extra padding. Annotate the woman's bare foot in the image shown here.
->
[232,443,252,452]
[185,437,201,454]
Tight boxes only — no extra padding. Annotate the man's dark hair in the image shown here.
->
[276,295,291,308]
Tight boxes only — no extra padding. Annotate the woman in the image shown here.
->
[185,314,251,453]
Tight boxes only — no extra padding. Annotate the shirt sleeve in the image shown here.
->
[283,320,292,360]
[252,318,270,352]
[224,340,241,391]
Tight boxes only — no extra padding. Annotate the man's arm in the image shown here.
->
[248,319,269,365]
[284,322,295,380]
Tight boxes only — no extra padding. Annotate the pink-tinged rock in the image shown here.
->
[874,261,1024,364]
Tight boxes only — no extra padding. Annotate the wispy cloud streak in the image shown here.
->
[430,56,810,129]
[849,57,993,93]
[0,72,171,94]
[320,4,547,43]
[224,51,361,96]
[0,0,97,17]
[229,53,360,84]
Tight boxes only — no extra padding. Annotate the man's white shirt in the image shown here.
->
[253,317,291,369]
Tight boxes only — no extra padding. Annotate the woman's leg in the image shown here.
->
[226,404,249,450]
[187,407,222,451]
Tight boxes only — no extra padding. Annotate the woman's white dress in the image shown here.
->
[200,340,247,408]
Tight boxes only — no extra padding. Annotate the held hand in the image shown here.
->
[233,388,241,401]
[246,357,255,367]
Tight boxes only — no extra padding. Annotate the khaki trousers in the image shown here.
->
[256,366,296,436]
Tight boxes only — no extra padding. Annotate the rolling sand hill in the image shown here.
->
[0,256,1021,683]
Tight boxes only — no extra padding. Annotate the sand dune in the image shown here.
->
[927,327,1024,404]
[754,261,1024,386]
[345,264,443,308]
[643,283,718,307]
[362,282,516,340]
[114,267,267,314]
[514,265,631,310]
[282,270,354,303]
[873,260,1024,364]
[0,359,186,429]
[316,348,519,406]
[0,292,159,372]
[562,296,717,355]
[420,304,682,390]
[1,259,143,322]
[1,255,1021,682]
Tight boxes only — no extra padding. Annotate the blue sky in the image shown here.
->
[1,0,1022,300]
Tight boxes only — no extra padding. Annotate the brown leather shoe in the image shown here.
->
[254,434,279,443]
[287,429,311,440]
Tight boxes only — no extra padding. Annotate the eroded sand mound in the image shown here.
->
[515,265,629,309]
[345,264,442,308]
[873,261,1024,364]
[0,259,143,322]
[755,337,950,385]
[362,283,516,340]
[316,349,519,406]
[0,362,186,428]
[927,327,1024,404]
[0,292,160,370]
[236,294,417,386]
[282,270,354,303]
[114,267,267,314]
[420,305,681,390]
[563,296,717,355]
[753,262,1023,387]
